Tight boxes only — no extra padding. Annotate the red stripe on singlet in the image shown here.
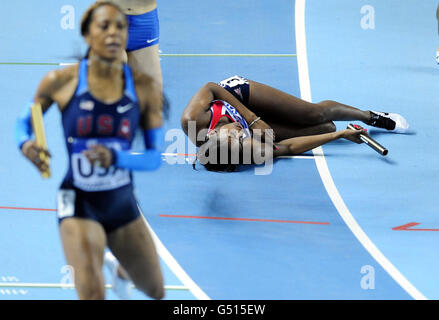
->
[208,101,235,133]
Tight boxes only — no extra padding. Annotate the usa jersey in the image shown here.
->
[207,100,252,139]
[218,75,250,106]
[61,59,140,192]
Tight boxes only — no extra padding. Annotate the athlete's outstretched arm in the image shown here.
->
[273,128,365,156]
[15,70,63,173]
[246,128,365,160]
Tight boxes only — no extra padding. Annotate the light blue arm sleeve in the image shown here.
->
[14,103,34,150]
[113,127,164,171]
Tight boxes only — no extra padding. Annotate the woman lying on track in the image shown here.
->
[15,2,165,300]
[181,75,409,172]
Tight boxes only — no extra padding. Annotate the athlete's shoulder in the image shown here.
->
[39,63,79,94]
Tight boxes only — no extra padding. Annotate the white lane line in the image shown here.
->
[162,153,315,160]
[277,155,315,159]
[294,0,427,300]
[160,53,297,57]
[0,54,297,67]
[138,206,211,300]
[0,282,188,290]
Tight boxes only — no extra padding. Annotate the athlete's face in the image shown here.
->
[208,122,245,153]
[85,5,128,60]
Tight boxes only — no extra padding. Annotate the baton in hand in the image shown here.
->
[347,123,388,156]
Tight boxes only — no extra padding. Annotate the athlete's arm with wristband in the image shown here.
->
[14,102,34,151]
[112,127,164,171]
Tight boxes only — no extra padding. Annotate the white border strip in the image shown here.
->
[139,208,210,300]
[0,283,188,291]
[294,0,426,300]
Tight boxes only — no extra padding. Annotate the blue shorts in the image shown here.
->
[126,8,160,52]
[218,75,251,106]
[57,184,141,233]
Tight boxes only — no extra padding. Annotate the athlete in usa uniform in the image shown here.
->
[97,0,162,89]
[95,0,165,299]
[15,3,164,300]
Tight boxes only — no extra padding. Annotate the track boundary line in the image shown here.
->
[0,54,297,66]
[295,0,427,300]
[0,282,188,290]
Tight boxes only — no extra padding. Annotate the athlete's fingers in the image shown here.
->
[95,145,112,168]
[31,154,49,173]
[82,149,100,165]
[83,145,112,168]
[37,147,52,158]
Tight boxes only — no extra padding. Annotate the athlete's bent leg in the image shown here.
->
[266,120,336,141]
[247,80,371,126]
[107,216,164,300]
[59,218,107,300]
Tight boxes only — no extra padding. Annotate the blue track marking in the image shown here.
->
[305,0,438,298]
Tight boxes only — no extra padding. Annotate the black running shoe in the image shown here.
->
[369,111,409,133]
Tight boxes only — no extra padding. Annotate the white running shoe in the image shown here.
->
[369,111,410,133]
[104,251,133,300]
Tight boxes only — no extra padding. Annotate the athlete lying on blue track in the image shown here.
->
[181,75,409,172]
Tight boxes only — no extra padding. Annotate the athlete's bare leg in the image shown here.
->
[107,216,164,300]
[127,44,163,91]
[59,218,107,300]
[265,120,336,141]
[247,80,371,126]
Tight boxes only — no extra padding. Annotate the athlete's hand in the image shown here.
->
[251,119,275,144]
[340,128,367,144]
[21,140,51,173]
[83,145,113,168]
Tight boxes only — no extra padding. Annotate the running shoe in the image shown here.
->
[104,251,133,300]
[369,111,409,133]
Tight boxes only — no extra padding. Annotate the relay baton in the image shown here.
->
[347,123,388,156]
[30,103,51,178]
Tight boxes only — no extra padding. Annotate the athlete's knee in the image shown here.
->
[76,278,105,300]
[305,104,328,124]
[136,275,165,300]
[315,100,340,122]
[148,282,165,300]
[323,121,336,133]
[75,267,105,300]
